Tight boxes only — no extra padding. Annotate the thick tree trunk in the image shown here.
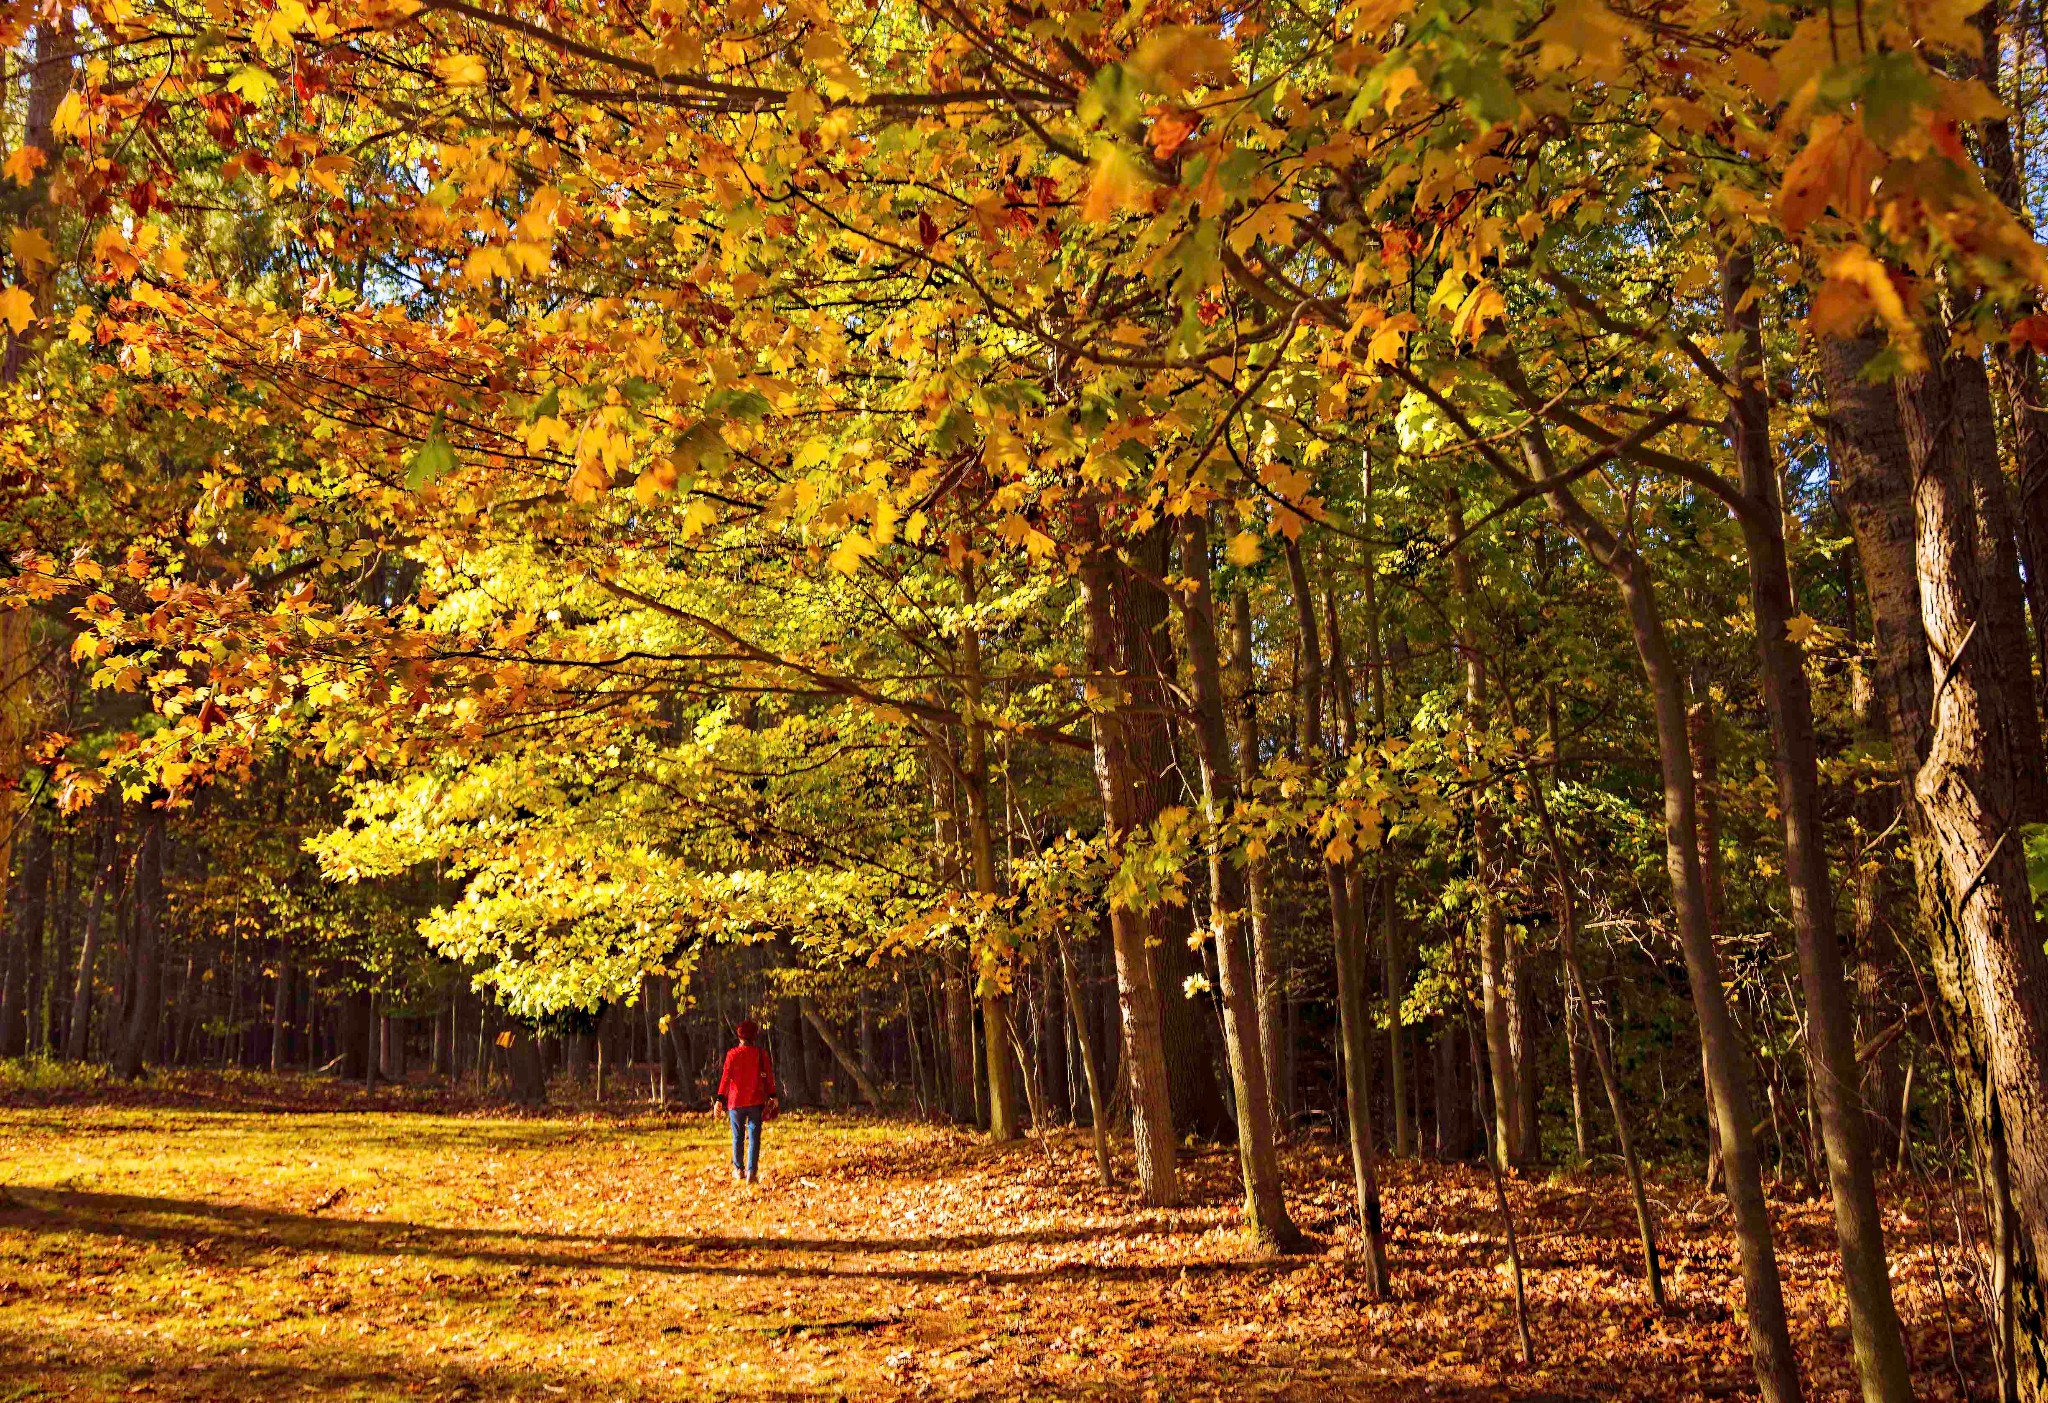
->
[1079,520,1179,1206]
[1178,514,1298,1251]
[1894,342,2048,1400]
[507,1025,547,1104]
[1228,586,1290,1135]
[1123,527,1229,1139]
[1722,253,1913,1403]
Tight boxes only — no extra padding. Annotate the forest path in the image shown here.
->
[0,1089,1984,1400]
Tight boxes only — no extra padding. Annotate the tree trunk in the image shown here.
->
[958,561,1021,1142]
[507,1025,547,1104]
[1079,516,1179,1207]
[270,956,292,1074]
[112,812,165,1080]
[1283,536,1388,1289]
[1446,496,1522,1167]
[1228,587,1291,1135]
[1894,340,2048,1401]
[1722,252,1913,1403]
[65,796,120,1063]
[1053,922,1115,1186]
[1490,384,1803,1401]
[801,998,883,1108]
[1178,514,1299,1251]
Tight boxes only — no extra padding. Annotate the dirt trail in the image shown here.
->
[0,1094,1990,1399]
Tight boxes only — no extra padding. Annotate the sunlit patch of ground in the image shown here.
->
[0,1072,1994,1399]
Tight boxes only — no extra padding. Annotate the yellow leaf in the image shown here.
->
[1365,312,1419,367]
[1082,145,1147,224]
[1785,613,1820,644]
[3,147,46,185]
[0,286,33,334]
[1226,530,1264,566]
[8,227,53,275]
[1452,282,1505,342]
[226,65,278,102]
[1131,26,1235,95]
[436,53,490,89]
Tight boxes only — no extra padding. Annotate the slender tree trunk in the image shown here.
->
[801,998,883,1108]
[112,812,165,1080]
[1052,923,1115,1187]
[1283,537,1388,1290]
[1445,496,1522,1167]
[1080,516,1178,1207]
[64,796,120,1063]
[1178,514,1298,1251]
[926,735,979,1125]
[1228,586,1290,1135]
[1359,503,1414,1160]
[959,561,1020,1142]
[1489,384,1803,1401]
[1722,252,1914,1403]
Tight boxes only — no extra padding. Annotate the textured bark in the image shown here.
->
[1079,521,1179,1206]
[1894,342,2048,1401]
[1722,253,1913,1403]
[1228,586,1290,1134]
[1178,514,1298,1251]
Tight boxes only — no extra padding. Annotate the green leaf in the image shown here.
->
[405,429,456,491]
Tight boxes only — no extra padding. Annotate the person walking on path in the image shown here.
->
[713,1019,778,1183]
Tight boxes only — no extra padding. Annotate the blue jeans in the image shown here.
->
[729,1105,764,1180]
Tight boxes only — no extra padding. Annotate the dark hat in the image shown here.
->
[735,1018,760,1042]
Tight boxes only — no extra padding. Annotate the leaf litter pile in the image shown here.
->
[0,1084,1994,1400]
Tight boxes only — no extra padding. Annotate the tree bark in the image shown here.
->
[1894,340,2048,1401]
[64,796,120,1063]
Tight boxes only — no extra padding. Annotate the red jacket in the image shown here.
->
[717,1043,777,1110]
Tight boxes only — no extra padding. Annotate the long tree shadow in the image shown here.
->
[1,1186,1275,1286]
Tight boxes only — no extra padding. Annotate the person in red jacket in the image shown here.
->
[712,1019,778,1183]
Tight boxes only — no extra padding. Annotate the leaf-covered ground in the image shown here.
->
[0,1075,1995,1400]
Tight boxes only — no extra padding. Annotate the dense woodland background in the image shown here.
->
[4,0,2048,1399]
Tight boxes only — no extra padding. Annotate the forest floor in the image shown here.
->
[0,1070,1997,1401]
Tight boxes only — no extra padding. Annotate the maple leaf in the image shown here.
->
[3,147,46,185]
[436,53,490,89]
[0,285,34,334]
